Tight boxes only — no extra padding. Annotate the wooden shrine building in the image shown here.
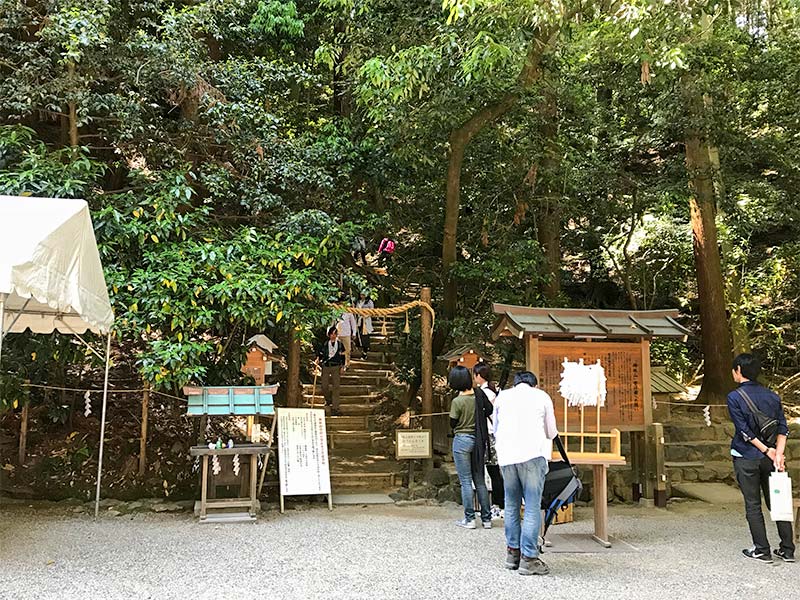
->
[438,344,487,370]
[490,304,689,433]
[490,303,690,509]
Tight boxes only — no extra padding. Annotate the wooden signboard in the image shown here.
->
[395,429,433,459]
[277,408,332,512]
[537,341,646,431]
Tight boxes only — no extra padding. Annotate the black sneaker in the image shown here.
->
[742,548,773,563]
[774,549,796,563]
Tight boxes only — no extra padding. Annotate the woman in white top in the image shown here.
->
[474,363,503,518]
[355,292,374,359]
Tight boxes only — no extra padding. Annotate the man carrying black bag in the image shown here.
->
[727,353,795,563]
[492,371,558,576]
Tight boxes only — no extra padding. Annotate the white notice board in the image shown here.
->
[277,408,332,511]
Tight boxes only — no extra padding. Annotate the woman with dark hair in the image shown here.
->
[448,365,493,529]
[474,363,503,519]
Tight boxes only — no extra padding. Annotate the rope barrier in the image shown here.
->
[17,382,186,402]
[337,300,435,335]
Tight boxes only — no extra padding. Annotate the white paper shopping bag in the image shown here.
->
[769,471,794,522]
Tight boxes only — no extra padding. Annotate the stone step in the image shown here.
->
[303,384,373,395]
[327,431,374,450]
[664,440,733,463]
[303,393,380,405]
[664,423,733,442]
[340,375,391,386]
[330,472,401,490]
[326,416,370,431]
[302,402,374,416]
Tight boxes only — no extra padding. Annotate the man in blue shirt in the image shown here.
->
[727,353,795,563]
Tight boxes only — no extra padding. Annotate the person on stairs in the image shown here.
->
[315,326,345,416]
[727,353,795,563]
[474,363,503,520]
[377,236,395,268]
[355,292,374,360]
[449,365,494,530]
[336,307,358,369]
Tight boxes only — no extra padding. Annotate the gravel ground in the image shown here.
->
[0,499,795,600]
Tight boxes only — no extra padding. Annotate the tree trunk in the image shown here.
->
[707,145,751,354]
[332,21,352,118]
[685,136,734,402]
[439,27,556,354]
[286,328,301,408]
[67,62,79,148]
[138,381,150,477]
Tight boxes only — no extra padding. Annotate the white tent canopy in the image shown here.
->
[0,195,113,335]
[0,195,114,518]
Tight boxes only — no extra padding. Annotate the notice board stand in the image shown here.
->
[277,407,333,512]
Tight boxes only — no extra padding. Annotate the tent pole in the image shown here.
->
[0,295,5,410]
[94,332,112,520]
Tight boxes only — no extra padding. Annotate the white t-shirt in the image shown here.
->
[337,312,358,337]
[492,383,558,467]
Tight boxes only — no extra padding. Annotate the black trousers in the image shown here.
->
[733,456,795,554]
[486,464,504,509]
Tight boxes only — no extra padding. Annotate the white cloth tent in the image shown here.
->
[0,195,114,518]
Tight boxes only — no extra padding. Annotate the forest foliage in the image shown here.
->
[1,0,799,410]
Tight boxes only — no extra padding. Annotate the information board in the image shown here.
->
[395,429,432,459]
[277,408,332,511]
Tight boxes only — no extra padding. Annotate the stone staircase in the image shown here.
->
[664,419,800,493]
[302,316,405,492]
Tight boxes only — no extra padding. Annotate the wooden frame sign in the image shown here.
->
[396,429,432,459]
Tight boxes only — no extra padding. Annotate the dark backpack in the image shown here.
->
[737,388,779,448]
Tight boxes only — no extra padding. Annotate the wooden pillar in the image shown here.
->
[18,403,29,466]
[421,287,433,472]
[641,339,653,427]
[286,328,301,408]
[420,287,433,427]
[525,335,540,374]
[138,381,150,476]
[645,422,667,507]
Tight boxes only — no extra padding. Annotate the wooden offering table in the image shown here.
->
[190,443,271,522]
[552,429,626,548]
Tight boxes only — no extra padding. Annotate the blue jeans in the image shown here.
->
[452,434,491,522]
[501,457,548,558]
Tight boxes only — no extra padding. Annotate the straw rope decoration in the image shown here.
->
[337,300,435,337]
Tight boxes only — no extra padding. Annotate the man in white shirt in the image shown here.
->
[336,310,358,368]
[493,371,558,576]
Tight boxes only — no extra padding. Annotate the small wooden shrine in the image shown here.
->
[241,334,280,385]
[184,384,279,522]
[438,344,487,370]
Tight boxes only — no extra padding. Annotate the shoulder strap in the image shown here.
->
[554,435,570,465]
[737,388,759,416]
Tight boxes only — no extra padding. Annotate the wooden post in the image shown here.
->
[592,464,611,547]
[646,422,667,507]
[641,339,653,427]
[18,403,29,466]
[420,287,433,426]
[421,287,433,472]
[286,328,301,408]
[525,335,540,373]
[138,381,150,477]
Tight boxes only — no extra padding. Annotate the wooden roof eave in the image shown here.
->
[490,314,525,340]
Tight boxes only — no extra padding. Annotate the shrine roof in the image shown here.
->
[438,344,487,362]
[490,304,690,341]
